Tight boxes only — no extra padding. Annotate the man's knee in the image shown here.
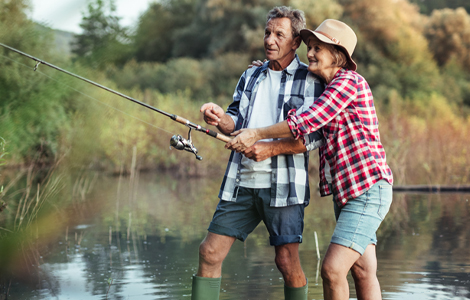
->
[199,240,222,265]
[275,253,291,271]
[198,233,234,266]
[274,243,300,271]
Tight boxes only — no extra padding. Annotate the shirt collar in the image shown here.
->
[263,54,301,76]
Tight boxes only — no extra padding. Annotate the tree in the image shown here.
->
[133,0,277,62]
[290,0,343,29]
[424,8,470,68]
[409,0,470,15]
[71,0,132,68]
[0,0,76,162]
[133,0,198,62]
[339,0,440,99]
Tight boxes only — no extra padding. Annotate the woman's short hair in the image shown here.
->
[324,42,349,69]
[267,6,306,38]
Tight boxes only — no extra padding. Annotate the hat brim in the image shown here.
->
[300,29,357,71]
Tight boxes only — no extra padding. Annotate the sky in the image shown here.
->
[28,0,155,33]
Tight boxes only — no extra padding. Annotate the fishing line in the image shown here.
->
[0,53,174,135]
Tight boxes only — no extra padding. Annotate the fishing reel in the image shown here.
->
[170,128,202,160]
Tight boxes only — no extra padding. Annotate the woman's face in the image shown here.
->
[306,36,336,79]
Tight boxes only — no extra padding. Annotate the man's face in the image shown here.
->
[264,17,299,70]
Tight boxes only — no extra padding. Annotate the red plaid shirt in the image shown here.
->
[287,68,393,207]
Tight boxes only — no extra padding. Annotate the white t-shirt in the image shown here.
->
[240,68,282,188]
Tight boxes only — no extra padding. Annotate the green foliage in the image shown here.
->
[133,0,200,62]
[133,0,273,62]
[107,52,250,100]
[409,0,470,15]
[0,0,78,164]
[439,59,470,107]
[0,137,5,166]
[0,137,5,203]
[93,88,231,175]
[71,0,132,68]
[424,8,470,68]
[341,0,441,99]
[290,0,343,29]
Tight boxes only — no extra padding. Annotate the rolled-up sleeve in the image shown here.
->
[287,73,357,145]
[287,109,304,142]
[287,109,324,150]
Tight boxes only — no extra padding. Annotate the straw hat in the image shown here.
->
[300,19,357,71]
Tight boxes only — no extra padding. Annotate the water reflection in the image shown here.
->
[4,172,470,299]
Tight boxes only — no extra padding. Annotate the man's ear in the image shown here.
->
[292,35,302,50]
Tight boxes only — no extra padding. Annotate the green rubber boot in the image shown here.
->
[191,276,221,300]
[284,279,308,300]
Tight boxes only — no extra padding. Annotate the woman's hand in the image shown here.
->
[225,128,260,152]
[248,59,266,69]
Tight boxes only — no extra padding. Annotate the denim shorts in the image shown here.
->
[331,180,393,255]
[208,187,305,246]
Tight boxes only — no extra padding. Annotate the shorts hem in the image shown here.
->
[208,222,247,242]
[270,235,303,246]
[330,236,372,255]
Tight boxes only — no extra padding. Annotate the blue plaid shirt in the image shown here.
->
[219,55,325,207]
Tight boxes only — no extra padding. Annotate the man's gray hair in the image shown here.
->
[266,6,306,37]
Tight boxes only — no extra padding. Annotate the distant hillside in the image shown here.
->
[35,23,74,57]
[53,29,74,57]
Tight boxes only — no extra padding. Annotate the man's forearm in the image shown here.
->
[257,120,294,140]
[269,137,307,156]
[241,137,307,162]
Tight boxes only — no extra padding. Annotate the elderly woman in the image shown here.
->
[227,19,393,300]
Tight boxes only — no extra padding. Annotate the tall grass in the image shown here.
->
[378,90,470,185]
[0,155,98,286]
[62,81,232,176]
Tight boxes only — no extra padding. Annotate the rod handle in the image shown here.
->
[214,133,231,143]
[172,115,232,143]
[202,127,232,143]
[173,115,190,125]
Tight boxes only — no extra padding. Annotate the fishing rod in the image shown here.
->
[0,42,231,160]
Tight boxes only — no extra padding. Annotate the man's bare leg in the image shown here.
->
[196,232,236,277]
[275,243,306,287]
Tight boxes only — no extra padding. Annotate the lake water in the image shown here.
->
[3,171,470,299]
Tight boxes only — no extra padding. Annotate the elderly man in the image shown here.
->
[191,6,324,300]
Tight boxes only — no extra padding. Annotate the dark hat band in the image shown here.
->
[315,31,341,45]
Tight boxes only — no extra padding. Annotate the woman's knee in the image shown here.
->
[350,261,377,282]
[350,264,367,281]
[351,245,377,281]
[320,249,356,283]
[321,259,343,283]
